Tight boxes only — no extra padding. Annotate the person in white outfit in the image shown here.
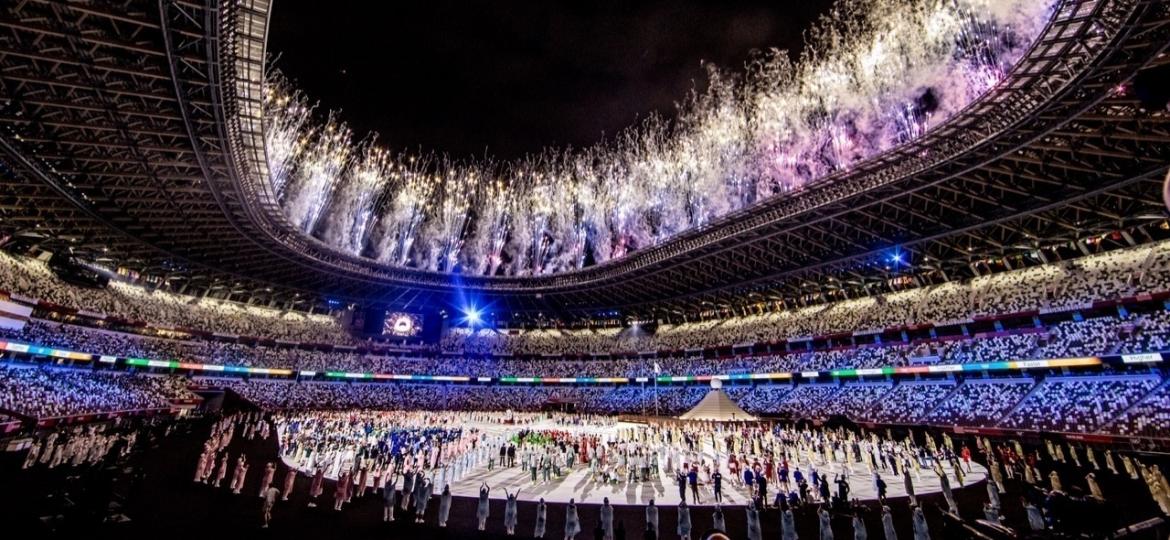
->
[852,513,867,540]
[438,484,452,527]
[912,505,931,540]
[782,506,798,540]
[677,500,692,540]
[477,482,491,531]
[819,506,835,540]
[505,488,520,535]
[534,498,547,538]
[711,504,726,532]
[566,498,581,540]
[646,499,659,539]
[745,501,762,540]
[881,506,897,540]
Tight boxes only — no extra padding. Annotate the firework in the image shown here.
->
[420,158,476,272]
[322,143,391,254]
[262,79,312,198]
[267,0,1055,276]
[373,154,439,266]
[283,114,351,235]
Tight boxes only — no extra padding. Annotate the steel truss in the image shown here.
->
[0,0,1168,319]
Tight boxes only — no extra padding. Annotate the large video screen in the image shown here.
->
[382,311,424,337]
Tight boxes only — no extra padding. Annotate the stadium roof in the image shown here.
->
[0,0,1168,320]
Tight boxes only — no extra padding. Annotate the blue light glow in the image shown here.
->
[462,305,483,326]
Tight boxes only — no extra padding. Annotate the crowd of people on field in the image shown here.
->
[180,407,1170,539]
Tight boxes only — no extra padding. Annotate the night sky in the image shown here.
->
[267,0,835,161]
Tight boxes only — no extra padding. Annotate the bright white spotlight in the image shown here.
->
[463,306,482,326]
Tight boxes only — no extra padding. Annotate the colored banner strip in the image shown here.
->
[0,338,1150,385]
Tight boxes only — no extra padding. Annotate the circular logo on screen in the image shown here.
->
[392,315,414,334]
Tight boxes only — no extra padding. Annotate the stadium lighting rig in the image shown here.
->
[461,305,483,327]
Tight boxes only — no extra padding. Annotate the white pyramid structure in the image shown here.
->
[678,382,756,422]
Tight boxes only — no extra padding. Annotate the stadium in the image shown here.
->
[2,0,1170,538]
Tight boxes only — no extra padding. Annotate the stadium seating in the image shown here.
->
[1,241,1170,438]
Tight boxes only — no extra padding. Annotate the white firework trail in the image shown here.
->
[265,0,1057,276]
[283,115,351,234]
[420,159,476,272]
[323,143,391,255]
[472,176,516,276]
[373,154,438,266]
[262,78,312,199]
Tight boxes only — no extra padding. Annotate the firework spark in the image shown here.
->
[265,0,1055,276]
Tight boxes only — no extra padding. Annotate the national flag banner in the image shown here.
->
[0,299,33,331]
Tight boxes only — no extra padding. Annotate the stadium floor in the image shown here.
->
[282,418,989,507]
[2,416,1165,539]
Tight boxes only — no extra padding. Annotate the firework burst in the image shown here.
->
[265,0,1055,276]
